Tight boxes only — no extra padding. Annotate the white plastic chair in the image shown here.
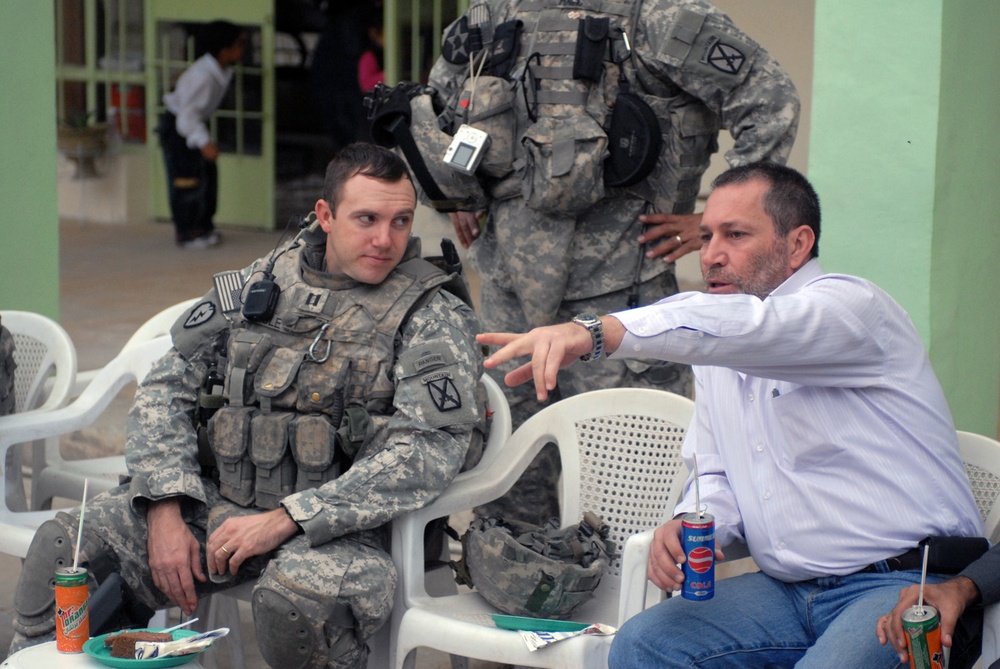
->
[958,430,1000,545]
[30,298,199,510]
[957,430,1000,669]
[197,372,513,669]
[391,387,695,669]
[0,310,78,514]
[0,336,172,559]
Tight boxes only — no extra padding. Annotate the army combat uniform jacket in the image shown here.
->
[125,233,485,545]
[425,0,800,322]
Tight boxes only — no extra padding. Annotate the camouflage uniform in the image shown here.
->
[11,232,485,669]
[0,316,15,416]
[421,0,799,523]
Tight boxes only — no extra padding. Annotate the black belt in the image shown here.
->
[857,547,925,574]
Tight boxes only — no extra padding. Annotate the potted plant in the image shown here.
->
[57,110,109,179]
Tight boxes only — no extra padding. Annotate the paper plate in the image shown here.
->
[83,629,207,668]
[491,614,590,633]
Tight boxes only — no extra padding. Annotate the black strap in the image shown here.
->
[383,116,470,213]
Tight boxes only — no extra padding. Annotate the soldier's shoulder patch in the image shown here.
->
[183,301,217,328]
[422,371,462,412]
[212,269,246,315]
[699,36,745,75]
[442,15,472,64]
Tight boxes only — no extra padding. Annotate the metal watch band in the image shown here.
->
[572,313,604,362]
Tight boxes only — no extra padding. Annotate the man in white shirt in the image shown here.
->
[479,162,984,667]
[157,20,245,249]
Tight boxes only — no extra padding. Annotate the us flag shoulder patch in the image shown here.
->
[213,270,246,315]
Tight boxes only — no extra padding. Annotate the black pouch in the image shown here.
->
[604,86,662,188]
[484,19,523,78]
[924,536,990,575]
[574,16,609,82]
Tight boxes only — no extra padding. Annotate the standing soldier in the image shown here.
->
[368,0,799,524]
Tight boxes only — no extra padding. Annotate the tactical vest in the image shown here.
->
[207,242,457,510]
[426,0,721,217]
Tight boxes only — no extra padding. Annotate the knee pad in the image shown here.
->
[14,520,75,634]
[252,584,362,669]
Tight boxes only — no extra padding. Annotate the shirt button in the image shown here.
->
[633,344,641,352]
[748,393,755,402]
[778,541,786,550]
[637,326,646,334]
[763,490,771,500]
[756,443,764,452]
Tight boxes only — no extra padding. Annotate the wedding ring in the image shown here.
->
[675,235,683,246]
[220,546,231,555]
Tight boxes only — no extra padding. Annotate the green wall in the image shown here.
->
[932,3,1000,435]
[810,0,1000,434]
[0,3,60,319]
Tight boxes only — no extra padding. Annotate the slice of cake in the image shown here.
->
[104,630,173,658]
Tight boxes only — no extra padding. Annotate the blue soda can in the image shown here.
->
[681,512,715,600]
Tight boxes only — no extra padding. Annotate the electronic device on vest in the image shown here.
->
[366,0,661,213]
[443,124,491,175]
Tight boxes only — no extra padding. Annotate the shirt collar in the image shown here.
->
[201,53,231,86]
[768,258,824,298]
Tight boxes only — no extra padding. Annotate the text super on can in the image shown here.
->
[903,605,945,669]
[54,567,90,653]
[681,512,715,600]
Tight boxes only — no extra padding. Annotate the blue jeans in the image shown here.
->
[609,569,946,668]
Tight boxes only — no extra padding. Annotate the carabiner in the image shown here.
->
[308,323,332,363]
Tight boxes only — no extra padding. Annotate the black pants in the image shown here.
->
[156,111,217,243]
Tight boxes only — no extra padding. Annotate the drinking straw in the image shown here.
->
[162,618,199,634]
[72,479,88,571]
[693,454,702,519]
[917,544,930,611]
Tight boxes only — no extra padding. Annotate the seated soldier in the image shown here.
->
[10,143,486,669]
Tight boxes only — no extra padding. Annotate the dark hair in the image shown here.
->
[322,143,413,214]
[199,20,244,59]
[711,162,821,258]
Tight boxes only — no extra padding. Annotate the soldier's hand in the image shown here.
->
[147,498,205,615]
[207,507,300,576]
[639,212,703,263]
[449,210,483,249]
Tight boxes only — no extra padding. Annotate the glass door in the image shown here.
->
[145,0,274,230]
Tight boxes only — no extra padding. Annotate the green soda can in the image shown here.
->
[902,604,945,669]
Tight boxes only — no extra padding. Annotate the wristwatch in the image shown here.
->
[572,313,604,362]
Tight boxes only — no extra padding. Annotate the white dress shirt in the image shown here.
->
[611,259,983,582]
[163,53,233,150]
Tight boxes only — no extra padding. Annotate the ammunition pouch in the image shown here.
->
[604,88,663,188]
[521,115,608,215]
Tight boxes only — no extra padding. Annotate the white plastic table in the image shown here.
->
[1,641,204,668]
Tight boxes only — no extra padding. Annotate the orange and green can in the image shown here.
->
[54,567,90,653]
[903,604,945,669]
